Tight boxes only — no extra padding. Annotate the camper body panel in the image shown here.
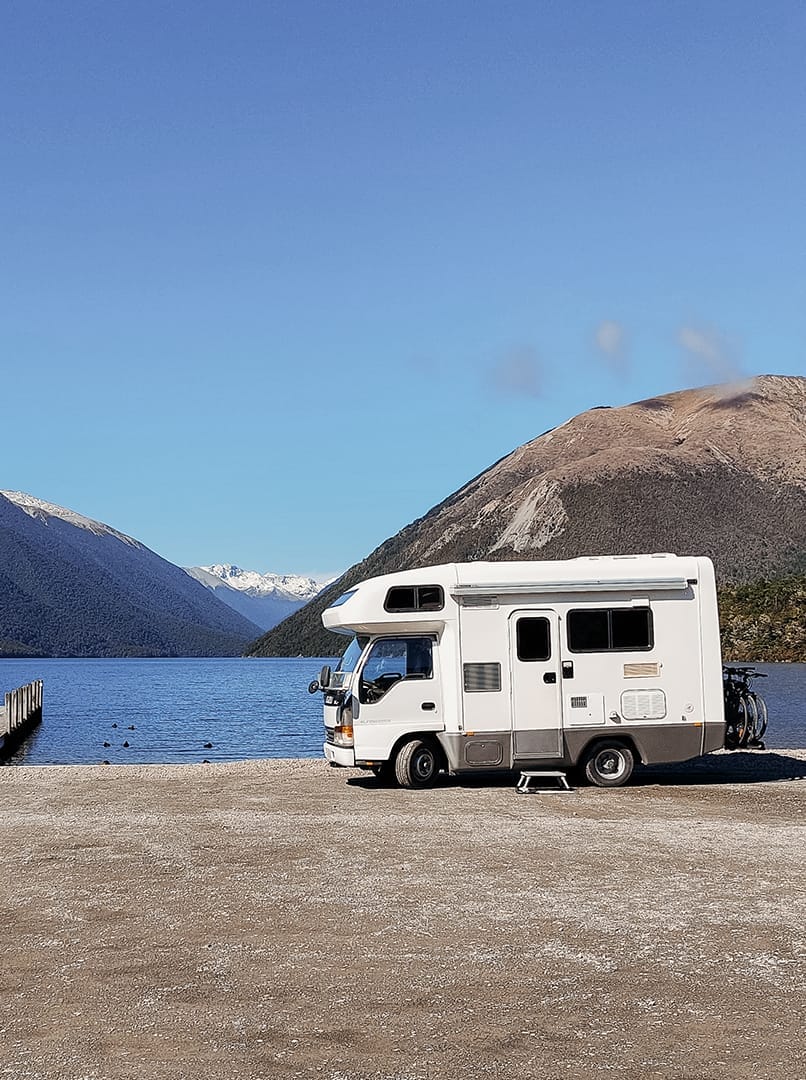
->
[320,555,725,779]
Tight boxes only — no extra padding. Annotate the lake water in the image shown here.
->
[1,657,804,766]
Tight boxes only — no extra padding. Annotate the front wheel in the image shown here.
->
[394,738,440,789]
[582,741,635,788]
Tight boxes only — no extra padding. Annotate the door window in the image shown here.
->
[516,617,551,661]
[360,637,433,703]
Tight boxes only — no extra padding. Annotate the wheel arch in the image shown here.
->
[576,733,642,767]
[389,731,448,769]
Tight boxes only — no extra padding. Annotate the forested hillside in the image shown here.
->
[0,492,260,657]
[719,577,806,662]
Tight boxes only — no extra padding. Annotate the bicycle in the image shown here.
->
[723,666,768,749]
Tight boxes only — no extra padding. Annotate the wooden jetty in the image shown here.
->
[0,680,43,758]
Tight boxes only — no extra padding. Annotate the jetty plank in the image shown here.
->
[0,679,42,751]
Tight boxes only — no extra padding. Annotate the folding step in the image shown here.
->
[516,770,573,794]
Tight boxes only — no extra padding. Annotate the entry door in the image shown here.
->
[509,610,562,759]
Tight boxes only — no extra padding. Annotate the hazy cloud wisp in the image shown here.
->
[491,346,544,398]
[594,320,628,372]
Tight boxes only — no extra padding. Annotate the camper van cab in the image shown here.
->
[316,555,725,788]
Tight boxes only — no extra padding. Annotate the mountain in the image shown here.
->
[185,564,327,630]
[246,375,806,657]
[0,492,261,657]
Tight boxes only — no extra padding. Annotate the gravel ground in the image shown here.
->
[1,750,805,1080]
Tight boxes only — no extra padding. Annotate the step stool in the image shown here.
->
[516,770,573,794]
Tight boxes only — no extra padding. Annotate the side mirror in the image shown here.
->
[308,680,320,695]
[349,693,360,720]
[319,664,332,688]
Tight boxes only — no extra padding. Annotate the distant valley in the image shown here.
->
[0,492,323,658]
[185,564,329,631]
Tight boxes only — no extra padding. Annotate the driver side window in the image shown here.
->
[359,637,433,704]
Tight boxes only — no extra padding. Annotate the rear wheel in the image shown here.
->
[748,692,768,743]
[582,741,635,788]
[394,738,440,789]
[735,696,752,747]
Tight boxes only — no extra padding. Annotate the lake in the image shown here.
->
[1,657,804,766]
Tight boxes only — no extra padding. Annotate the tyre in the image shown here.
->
[735,695,752,747]
[749,692,768,743]
[582,741,635,788]
[394,738,440,789]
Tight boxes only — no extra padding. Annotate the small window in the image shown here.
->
[516,617,551,661]
[567,610,610,651]
[385,586,415,611]
[463,662,501,693]
[568,608,653,652]
[611,609,652,650]
[384,585,444,612]
[329,589,357,608]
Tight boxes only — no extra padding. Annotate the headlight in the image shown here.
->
[333,724,354,747]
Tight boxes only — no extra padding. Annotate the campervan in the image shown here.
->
[312,555,725,788]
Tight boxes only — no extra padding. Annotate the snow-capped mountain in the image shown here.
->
[185,564,331,631]
[0,491,262,657]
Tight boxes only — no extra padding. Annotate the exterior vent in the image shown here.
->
[624,662,661,678]
[463,595,499,608]
[570,696,588,709]
[621,689,667,721]
[463,663,502,693]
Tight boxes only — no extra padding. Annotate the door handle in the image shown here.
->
[543,672,557,684]
[562,661,574,679]
[421,702,436,711]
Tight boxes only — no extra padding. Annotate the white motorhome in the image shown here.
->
[314,554,726,788]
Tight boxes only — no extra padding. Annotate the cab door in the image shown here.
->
[509,610,563,759]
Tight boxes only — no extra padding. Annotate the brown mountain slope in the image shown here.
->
[249,375,806,656]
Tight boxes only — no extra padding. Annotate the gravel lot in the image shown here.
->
[1,751,805,1080]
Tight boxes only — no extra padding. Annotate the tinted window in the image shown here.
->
[516,617,551,661]
[568,610,610,651]
[384,585,444,612]
[385,586,416,611]
[611,608,652,649]
[418,585,444,610]
[568,608,653,652]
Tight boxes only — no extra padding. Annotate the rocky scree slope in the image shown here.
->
[248,375,806,656]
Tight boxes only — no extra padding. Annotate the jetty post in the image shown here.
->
[0,680,44,758]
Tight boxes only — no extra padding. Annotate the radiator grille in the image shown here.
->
[463,662,502,693]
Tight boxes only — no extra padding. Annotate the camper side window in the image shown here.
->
[567,608,653,652]
[384,586,444,612]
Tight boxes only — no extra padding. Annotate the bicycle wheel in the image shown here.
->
[749,691,768,742]
[735,694,752,747]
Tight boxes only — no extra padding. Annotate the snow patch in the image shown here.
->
[1,491,142,548]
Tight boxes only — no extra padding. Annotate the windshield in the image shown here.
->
[335,636,367,674]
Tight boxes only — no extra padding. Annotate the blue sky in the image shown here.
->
[2,1,804,578]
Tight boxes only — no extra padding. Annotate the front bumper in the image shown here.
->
[324,741,356,768]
